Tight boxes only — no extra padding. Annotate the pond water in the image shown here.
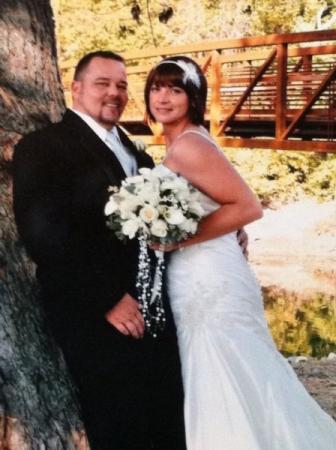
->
[263,287,336,357]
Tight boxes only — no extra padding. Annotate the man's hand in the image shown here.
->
[237,228,249,259]
[105,293,145,339]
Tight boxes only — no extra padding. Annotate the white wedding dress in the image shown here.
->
[157,133,336,450]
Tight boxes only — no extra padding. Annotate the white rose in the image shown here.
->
[181,218,198,234]
[138,167,152,177]
[122,218,140,239]
[124,174,144,185]
[118,195,143,219]
[161,177,188,194]
[138,183,160,205]
[165,208,186,225]
[104,197,119,215]
[157,204,168,216]
[150,219,168,238]
[189,201,205,217]
[139,205,158,223]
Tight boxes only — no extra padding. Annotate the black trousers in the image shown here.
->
[59,315,186,450]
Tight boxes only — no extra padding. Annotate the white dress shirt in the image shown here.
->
[72,109,137,176]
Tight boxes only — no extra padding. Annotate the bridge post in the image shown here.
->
[276,43,288,139]
[209,50,222,138]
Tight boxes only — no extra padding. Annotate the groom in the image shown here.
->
[13,51,186,450]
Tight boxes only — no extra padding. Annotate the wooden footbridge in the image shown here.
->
[62,30,336,152]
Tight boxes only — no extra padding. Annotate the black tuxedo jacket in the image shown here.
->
[13,109,154,338]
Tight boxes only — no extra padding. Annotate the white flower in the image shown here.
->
[137,183,160,205]
[133,139,146,152]
[181,218,198,234]
[122,218,141,239]
[160,177,188,193]
[124,174,144,185]
[157,204,168,216]
[119,196,142,219]
[151,219,168,238]
[104,197,119,215]
[165,208,186,225]
[138,167,152,177]
[189,201,205,217]
[139,205,158,223]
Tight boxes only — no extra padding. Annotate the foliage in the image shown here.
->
[249,0,327,34]
[54,0,332,67]
[264,287,336,356]
[225,148,336,205]
[54,0,257,68]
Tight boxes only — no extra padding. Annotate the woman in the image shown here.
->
[144,56,336,450]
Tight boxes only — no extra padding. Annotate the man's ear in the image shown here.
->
[71,80,80,100]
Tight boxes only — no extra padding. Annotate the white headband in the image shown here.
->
[156,59,201,88]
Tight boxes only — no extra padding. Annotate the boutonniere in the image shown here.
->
[132,139,147,153]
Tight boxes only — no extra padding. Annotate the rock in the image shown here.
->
[288,355,308,364]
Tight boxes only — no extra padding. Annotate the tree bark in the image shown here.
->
[0,1,88,448]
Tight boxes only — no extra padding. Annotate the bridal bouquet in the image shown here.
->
[104,166,205,336]
[104,166,205,243]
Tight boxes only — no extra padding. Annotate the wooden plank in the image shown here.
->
[123,30,336,61]
[216,137,336,153]
[290,44,336,58]
[127,136,336,153]
[60,46,336,82]
[122,107,336,123]
[215,45,336,65]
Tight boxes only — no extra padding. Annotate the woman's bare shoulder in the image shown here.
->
[171,130,219,158]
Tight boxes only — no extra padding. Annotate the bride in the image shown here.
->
[144,56,336,449]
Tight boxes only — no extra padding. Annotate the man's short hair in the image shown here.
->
[74,51,125,81]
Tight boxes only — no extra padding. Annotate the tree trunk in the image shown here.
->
[0,1,88,448]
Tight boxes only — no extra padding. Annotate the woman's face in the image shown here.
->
[149,82,190,126]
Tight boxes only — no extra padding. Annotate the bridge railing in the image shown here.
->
[61,30,336,152]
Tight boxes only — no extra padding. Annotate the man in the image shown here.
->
[13,51,186,450]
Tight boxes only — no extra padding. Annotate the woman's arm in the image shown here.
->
[164,133,263,249]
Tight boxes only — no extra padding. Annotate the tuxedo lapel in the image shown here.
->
[117,126,154,171]
[62,110,126,185]
[79,129,127,185]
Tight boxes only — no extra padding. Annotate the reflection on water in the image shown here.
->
[263,287,336,357]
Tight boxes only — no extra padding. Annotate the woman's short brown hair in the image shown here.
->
[144,56,207,126]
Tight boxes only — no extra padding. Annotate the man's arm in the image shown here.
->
[13,133,134,315]
[13,133,73,267]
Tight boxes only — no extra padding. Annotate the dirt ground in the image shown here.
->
[292,356,336,419]
[246,199,336,296]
